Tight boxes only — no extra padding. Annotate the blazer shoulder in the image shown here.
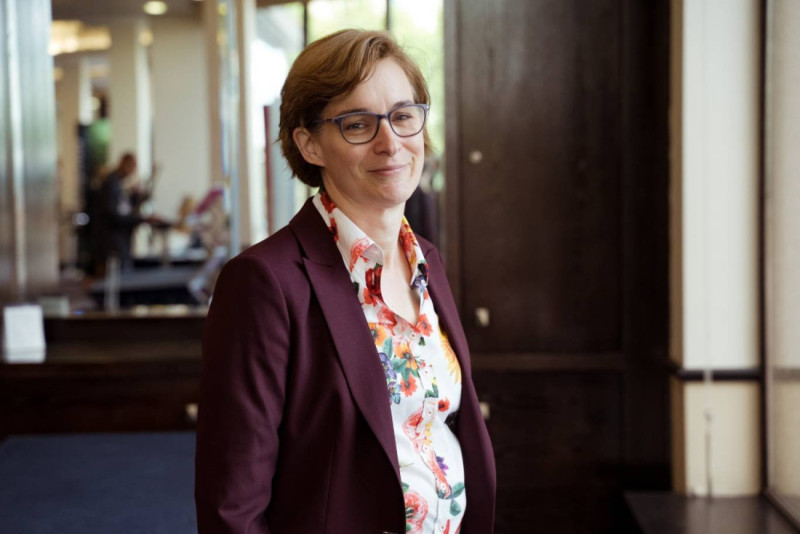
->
[234,226,303,269]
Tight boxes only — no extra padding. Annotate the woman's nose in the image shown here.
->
[372,118,400,155]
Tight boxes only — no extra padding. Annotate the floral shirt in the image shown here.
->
[313,192,466,534]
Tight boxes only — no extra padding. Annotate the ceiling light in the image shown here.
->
[143,1,168,16]
[49,21,111,56]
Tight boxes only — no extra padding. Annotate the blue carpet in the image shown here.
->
[0,432,196,533]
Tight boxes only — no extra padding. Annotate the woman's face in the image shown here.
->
[298,58,425,216]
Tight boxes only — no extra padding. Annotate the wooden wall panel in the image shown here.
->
[456,0,623,353]
[474,370,625,533]
[0,359,200,440]
[0,317,206,440]
[446,0,671,531]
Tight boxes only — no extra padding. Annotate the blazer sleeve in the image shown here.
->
[195,252,291,533]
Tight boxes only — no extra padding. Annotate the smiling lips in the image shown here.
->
[369,163,409,176]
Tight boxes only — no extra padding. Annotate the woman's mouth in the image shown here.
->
[369,164,408,176]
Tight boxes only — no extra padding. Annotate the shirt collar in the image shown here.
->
[311,191,429,289]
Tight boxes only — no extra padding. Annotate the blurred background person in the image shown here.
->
[93,152,168,274]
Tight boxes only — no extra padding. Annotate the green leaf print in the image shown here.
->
[424,381,439,399]
[393,359,410,381]
[451,482,465,498]
[450,499,462,516]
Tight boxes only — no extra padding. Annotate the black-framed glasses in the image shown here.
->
[313,103,429,145]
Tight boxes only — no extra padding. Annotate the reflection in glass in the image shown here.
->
[765,0,800,525]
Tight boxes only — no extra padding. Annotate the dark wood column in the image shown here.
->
[445,0,671,531]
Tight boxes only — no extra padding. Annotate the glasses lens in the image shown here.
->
[389,105,426,137]
[339,114,378,143]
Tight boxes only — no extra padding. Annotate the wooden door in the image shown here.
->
[453,0,622,354]
[445,0,671,531]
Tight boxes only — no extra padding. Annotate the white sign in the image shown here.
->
[2,304,46,363]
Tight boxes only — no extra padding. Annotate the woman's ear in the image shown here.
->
[293,127,325,167]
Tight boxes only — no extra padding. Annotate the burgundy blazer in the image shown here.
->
[195,199,496,533]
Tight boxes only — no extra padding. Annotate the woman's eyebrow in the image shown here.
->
[332,100,415,116]
[333,107,370,116]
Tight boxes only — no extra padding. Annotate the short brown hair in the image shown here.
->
[278,29,431,188]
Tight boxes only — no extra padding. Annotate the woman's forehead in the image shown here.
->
[326,59,415,114]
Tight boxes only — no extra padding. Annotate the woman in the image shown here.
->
[195,29,495,534]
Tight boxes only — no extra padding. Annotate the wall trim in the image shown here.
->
[669,360,762,381]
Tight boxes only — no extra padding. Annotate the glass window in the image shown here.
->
[765,0,800,526]
[390,0,445,161]
[307,0,387,43]
[254,3,307,230]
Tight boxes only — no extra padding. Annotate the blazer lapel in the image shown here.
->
[289,201,401,483]
[422,245,473,381]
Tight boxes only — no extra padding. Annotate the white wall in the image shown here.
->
[149,16,212,218]
[670,0,762,497]
[108,19,152,176]
[672,380,761,496]
[677,0,761,371]
[54,54,92,265]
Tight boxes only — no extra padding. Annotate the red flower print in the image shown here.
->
[320,191,336,213]
[402,406,453,499]
[438,398,450,412]
[363,288,378,306]
[415,313,433,336]
[400,220,418,252]
[329,218,338,242]
[378,305,397,331]
[399,229,418,266]
[365,266,383,297]
[400,375,418,396]
[404,488,428,533]
[349,237,371,271]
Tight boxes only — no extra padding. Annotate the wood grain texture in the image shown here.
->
[0,317,205,440]
[0,357,200,439]
[456,0,623,353]
[473,369,626,533]
[447,0,671,531]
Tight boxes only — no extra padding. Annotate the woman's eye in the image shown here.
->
[343,121,368,131]
[392,113,412,121]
